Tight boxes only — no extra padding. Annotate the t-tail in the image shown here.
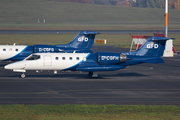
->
[56,31,99,49]
[122,36,173,63]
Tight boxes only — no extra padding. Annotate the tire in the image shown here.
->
[21,73,25,78]
[88,72,93,78]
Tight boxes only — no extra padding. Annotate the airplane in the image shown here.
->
[4,36,171,78]
[0,31,99,61]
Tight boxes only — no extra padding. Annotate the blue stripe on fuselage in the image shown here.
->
[4,46,34,61]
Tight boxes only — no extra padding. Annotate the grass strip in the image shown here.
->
[0,104,180,120]
[0,0,180,31]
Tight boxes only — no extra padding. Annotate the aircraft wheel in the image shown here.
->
[88,72,98,78]
[21,73,25,78]
[88,72,93,78]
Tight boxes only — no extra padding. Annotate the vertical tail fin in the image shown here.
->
[123,36,172,57]
[56,31,99,49]
[135,36,171,57]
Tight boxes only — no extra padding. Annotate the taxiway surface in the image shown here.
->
[0,46,180,105]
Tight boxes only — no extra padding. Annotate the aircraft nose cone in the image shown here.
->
[4,61,27,70]
[4,64,12,69]
[4,62,23,70]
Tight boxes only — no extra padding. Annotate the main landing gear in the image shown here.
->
[21,73,25,78]
[88,72,98,78]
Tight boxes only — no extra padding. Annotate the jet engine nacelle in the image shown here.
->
[98,53,127,65]
[34,45,61,53]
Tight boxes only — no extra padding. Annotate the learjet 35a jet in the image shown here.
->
[0,31,99,61]
[4,36,171,78]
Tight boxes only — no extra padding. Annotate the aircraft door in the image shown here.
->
[43,55,52,66]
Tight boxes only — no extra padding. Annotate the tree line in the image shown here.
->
[136,0,180,9]
[48,0,180,9]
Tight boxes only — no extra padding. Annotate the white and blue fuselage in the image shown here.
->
[6,53,90,71]
[4,36,171,78]
[0,45,31,61]
[0,31,99,61]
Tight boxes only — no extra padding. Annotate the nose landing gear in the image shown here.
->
[21,73,25,78]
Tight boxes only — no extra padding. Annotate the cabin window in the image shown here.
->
[55,57,58,60]
[16,49,18,52]
[62,57,65,60]
[69,57,72,60]
[76,57,79,60]
[26,54,40,60]
[3,48,6,51]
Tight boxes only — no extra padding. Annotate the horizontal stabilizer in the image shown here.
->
[137,57,165,63]
[151,37,170,41]
[82,31,100,35]
[77,65,125,71]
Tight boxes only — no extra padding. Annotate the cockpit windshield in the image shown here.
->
[26,54,40,60]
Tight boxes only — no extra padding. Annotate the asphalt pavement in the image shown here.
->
[0,46,180,105]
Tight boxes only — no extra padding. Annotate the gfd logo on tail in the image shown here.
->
[78,36,88,42]
[147,42,158,49]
